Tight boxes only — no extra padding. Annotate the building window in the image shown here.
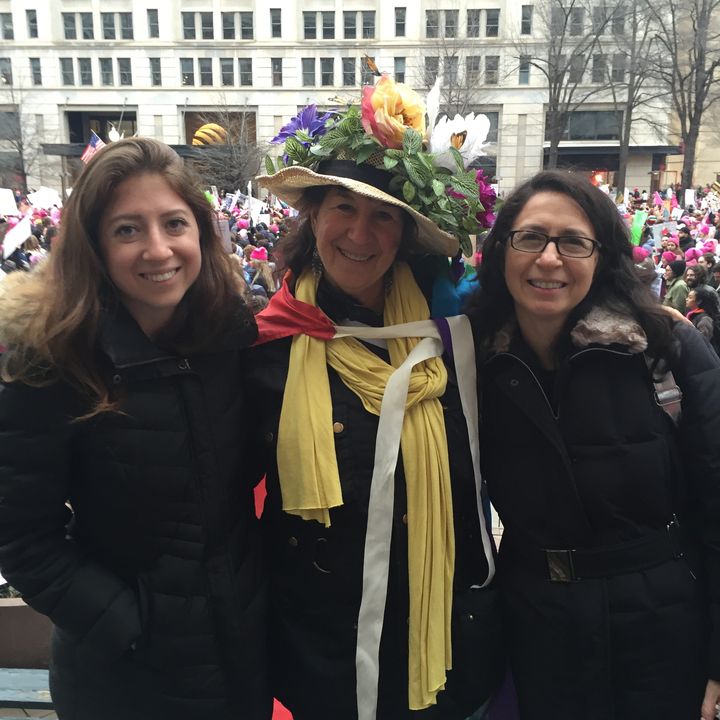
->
[182,12,196,40]
[466,56,481,84]
[320,57,334,86]
[485,55,499,84]
[303,12,317,39]
[30,57,42,85]
[147,9,159,39]
[150,57,162,86]
[342,57,355,86]
[271,57,283,86]
[198,58,213,86]
[78,57,92,85]
[426,10,438,38]
[518,55,530,85]
[592,54,606,83]
[425,56,439,84]
[0,13,13,40]
[270,8,281,38]
[322,12,335,39]
[360,55,376,85]
[570,7,584,36]
[222,12,234,39]
[238,58,252,86]
[467,9,480,38]
[200,12,213,40]
[80,12,93,39]
[118,57,132,85]
[343,12,356,39]
[551,7,565,34]
[394,56,405,83]
[445,56,458,85]
[119,12,133,39]
[302,57,315,87]
[99,57,113,85]
[569,54,584,83]
[395,7,406,37]
[445,10,458,38]
[102,12,115,39]
[180,58,194,86]
[26,10,38,39]
[521,5,533,35]
[362,11,375,39]
[553,110,621,141]
[486,9,500,37]
[62,13,77,40]
[0,57,12,85]
[592,7,607,34]
[60,57,74,86]
[220,58,234,85]
[240,12,253,39]
[611,53,626,82]
[612,10,625,35]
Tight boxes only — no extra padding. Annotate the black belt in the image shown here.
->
[502,520,686,583]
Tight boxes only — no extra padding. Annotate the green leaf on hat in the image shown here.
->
[309,144,333,157]
[403,181,416,202]
[285,136,307,163]
[449,147,465,172]
[403,158,426,188]
[355,143,379,164]
[384,156,400,170]
[403,128,423,155]
[432,179,446,197]
[459,235,473,257]
[264,155,276,175]
[384,149,405,159]
[450,173,480,198]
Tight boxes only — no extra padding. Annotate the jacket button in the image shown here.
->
[178,359,190,370]
[467,613,475,621]
[402,513,408,525]
[265,431,274,443]
[288,536,298,547]
[509,379,520,388]
[112,374,122,385]
[333,422,344,434]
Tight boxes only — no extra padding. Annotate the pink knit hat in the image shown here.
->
[684,247,701,265]
[250,246,268,261]
[632,246,649,263]
[661,251,676,265]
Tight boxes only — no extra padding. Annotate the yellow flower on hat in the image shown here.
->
[361,74,426,149]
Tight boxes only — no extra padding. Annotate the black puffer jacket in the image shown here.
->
[479,308,720,720]
[246,279,504,720]
[0,307,270,720]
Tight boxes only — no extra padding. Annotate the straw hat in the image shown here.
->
[257,162,458,257]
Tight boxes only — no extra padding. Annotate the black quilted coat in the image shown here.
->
[479,311,720,720]
[0,307,270,720]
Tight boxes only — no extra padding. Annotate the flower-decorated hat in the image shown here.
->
[257,74,495,257]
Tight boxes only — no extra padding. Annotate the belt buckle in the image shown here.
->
[545,549,577,582]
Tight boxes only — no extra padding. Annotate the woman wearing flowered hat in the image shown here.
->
[246,76,503,719]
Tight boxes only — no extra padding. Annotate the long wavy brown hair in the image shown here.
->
[1,137,252,415]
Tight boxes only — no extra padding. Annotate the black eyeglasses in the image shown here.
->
[507,230,601,258]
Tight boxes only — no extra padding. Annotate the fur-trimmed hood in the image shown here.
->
[0,268,48,349]
[491,306,648,355]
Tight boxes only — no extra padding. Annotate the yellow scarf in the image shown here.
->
[276,262,455,710]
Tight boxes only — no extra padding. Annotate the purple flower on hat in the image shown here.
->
[270,105,334,146]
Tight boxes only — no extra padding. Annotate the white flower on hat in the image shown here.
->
[430,112,490,171]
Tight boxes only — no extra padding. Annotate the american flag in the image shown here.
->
[80,130,106,164]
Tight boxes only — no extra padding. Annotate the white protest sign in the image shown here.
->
[0,188,18,217]
[651,221,678,243]
[684,189,696,209]
[247,196,265,224]
[2,216,32,258]
[27,186,63,210]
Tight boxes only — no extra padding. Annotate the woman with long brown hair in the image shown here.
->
[0,138,270,720]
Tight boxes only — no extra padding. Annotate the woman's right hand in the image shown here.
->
[701,678,720,720]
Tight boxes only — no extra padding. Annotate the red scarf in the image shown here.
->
[254,273,335,345]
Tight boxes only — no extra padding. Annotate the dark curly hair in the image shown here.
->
[465,170,674,358]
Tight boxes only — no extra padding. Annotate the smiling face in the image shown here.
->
[311,187,404,311]
[99,172,202,337]
[504,191,599,336]
[685,268,697,287]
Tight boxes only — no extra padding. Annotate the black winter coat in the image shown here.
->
[246,281,504,720]
[479,309,720,720]
[0,308,270,720]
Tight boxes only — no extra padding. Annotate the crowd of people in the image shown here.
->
[0,72,719,720]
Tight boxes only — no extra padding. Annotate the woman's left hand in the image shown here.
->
[701,678,720,720]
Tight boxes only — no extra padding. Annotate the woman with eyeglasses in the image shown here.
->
[466,170,720,720]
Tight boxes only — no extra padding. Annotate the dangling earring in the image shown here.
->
[312,247,324,278]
